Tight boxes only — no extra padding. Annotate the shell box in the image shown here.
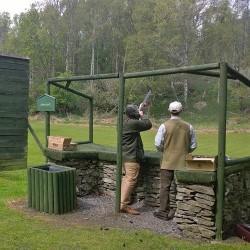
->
[47,136,77,151]
[185,154,216,172]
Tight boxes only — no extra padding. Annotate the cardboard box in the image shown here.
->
[47,136,77,151]
[186,154,216,172]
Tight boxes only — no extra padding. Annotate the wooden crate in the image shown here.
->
[186,154,216,172]
[47,136,77,151]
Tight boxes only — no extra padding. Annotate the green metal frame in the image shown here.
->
[116,62,250,241]
[28,62,250,241]
[46,73,119,145]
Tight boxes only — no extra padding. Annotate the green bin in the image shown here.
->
[27,164,76,214]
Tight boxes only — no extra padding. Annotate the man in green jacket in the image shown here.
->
[121,104,152,215]
[154,101,197,220]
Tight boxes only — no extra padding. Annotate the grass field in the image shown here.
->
[28,121,250,166]
[0,121,249,249]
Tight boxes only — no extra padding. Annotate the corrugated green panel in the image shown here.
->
[48,172,54,214]
[35,169,40,211]
[39,170,44,212]
[27,168,32,207]
[58,172,63,214]
[65,171,70,212]
[28,165,76,214]
[53,173,59,214]
[43,171,49,213]
[31,168,36,209]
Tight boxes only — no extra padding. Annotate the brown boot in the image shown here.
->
[121,207,140,215]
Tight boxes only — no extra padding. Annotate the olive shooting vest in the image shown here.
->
[161,119,190,170]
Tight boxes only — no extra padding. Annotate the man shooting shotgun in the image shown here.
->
[120,90,152,215]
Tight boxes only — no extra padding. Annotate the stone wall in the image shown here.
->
[223,169,250,238]
[48,158,176,210]
[47,151,250,241]
[173,184,216,240]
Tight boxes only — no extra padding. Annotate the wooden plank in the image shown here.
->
[0,106,29,113]
[0,113,29,119]
[0,141,27,148]
[0,94,28,102]
[0,69,29,78]
[0,159,27,170]
[0,128,28,135]
[0,117,27,124]
[0,135,28,142]
[0,152,26,159]
[0,82,29,89]
[0,61,29,71]
[0,54,29,61]
[0,123,28,129]
[0,75,29,83]
[0,147,27,153]
[0,85,28,94]
[0,55,29,171]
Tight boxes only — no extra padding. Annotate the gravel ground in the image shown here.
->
[76,194,182,238]
[9,194,182,238]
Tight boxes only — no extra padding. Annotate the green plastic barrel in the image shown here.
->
[27,164,76,214]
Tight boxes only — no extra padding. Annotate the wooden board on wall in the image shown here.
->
[0,54,29,171]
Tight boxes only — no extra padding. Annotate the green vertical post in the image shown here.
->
[35,169,40,211]
[215,62,228,240]
[115,73,124,213]
[43,171,49,213]
[45,81,50,149]
[27,168,32,208]
[89,98,94,142]
[53,172,59,214]
[48,172,54,214]
[39,170,44,212]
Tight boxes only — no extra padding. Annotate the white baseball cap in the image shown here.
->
[168,101,182,113]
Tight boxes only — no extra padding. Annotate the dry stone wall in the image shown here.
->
[174,184,216,240]
[223,169,250,238]
[47,153,250,241]
[48,158,176,210]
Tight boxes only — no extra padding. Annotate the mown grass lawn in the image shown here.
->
[0,121,249,249]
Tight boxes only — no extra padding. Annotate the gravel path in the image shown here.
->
[77,194,182,238]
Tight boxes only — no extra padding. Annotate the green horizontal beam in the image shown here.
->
[225,156,250,166]
[124,63,220,79]
[227,65,250,87]
[48,73,119,83]
[50,82,93,100]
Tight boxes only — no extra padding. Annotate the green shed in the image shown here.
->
[0,54,29,171]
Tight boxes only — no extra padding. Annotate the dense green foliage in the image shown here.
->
[1,0,250,116]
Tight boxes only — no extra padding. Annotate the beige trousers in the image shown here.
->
[120,162,140,209]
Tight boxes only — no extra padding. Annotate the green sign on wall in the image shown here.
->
[36,94,56,112]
